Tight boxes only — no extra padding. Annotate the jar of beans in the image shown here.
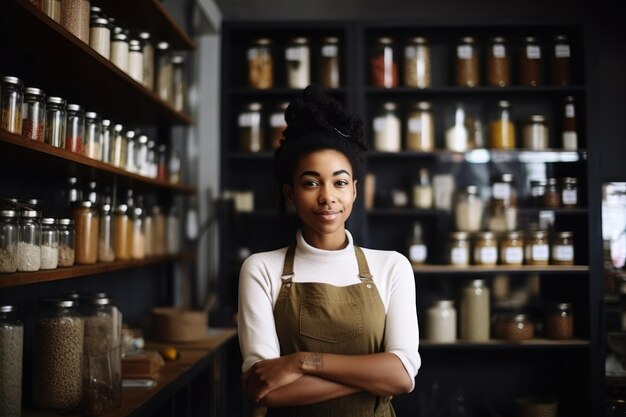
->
[546,302,574,339]
[22,87,46,141]
[493,313,534,341]
[0,305,23,417]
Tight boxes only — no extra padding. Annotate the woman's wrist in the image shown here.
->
[297,352,324,374]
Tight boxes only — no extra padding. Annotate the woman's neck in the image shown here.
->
[301,227,348,251]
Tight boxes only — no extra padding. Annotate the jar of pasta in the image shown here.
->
[247,38,273,89]
[455,36,479,87]
[551,231,574,266]
[486,36,510,87]
[489,100,516,149]
[525,230,549,266]
[403,36,431,88]
[519,36,543,86]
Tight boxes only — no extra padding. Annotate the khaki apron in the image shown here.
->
[266,245,395,417]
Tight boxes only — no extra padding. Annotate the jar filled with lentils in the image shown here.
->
[493,313,534,341]
[0,305,23,417]
[546,302,574,339]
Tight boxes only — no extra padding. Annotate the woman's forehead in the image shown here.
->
[295,149,353,174]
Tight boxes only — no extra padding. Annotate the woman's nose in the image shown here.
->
[318,185,336,205]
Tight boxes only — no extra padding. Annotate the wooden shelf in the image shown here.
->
[412,264,589,275]
[367,149,587,163]
[0,131,196,194]
[0,0,193,127]
[364,85,586,95]
[419,338,590,349]
[368,207,588,216]
[0,252,197,288]
[230,87,348,96]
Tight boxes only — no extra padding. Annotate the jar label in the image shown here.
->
[565,104,575,118]
[554,244,574,261]
[373,117,387,132]
[555,44,571,58]
[410,244,427,263]
[492,183,511,200]
[405,46,417,59]
[322,45,338,57]
[457,45,473,59]
[247,49,258,60]
[451,247,469,265]
[562,189,578,205]
[238,113,260,127]
[526,45,541,59]
[286,47,304,61]
[477,246,497,264]
[408,118,423,133]
[504,247,523,264]
[531,244,549,261]
[492,44,506,58]
[562,132,578,150]
[270,114,286,128]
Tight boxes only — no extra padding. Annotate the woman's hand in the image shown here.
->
[242,353,304,402]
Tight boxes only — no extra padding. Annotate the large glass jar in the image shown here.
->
[449,231,470,266]
[373,102,401,152]
[130,206,146,260]
[156,41,173,102]
[41,217,59,270]
[403,36,431,88]
[426,300,456,342]
[43,0,61,22]
[65,103,85,154]
[89,17,110,59]
[83,111,101,160]
[139,32,155,90]
[551,231,574,266]
[0,210,18,273]
[371,37,398,88]
[110,124,126,168]
[33,298,84,412]
[18,209,41,272]
[522,115,549,150]
[455,185,483,232]
[239,102,264,153]
[473,232,498,266]
[269,101,288,150]
[460,279,490,341]
[562,96,578,150]
[405,101,434,151]
[128,39,145,85]
[519,36,543,86]
[1,76,24,134]
[546,302,574,339]
[22,87,46,141]
[45,96,66,148]
[489,100,516,150]
[171,55,186,112]
[60,0,90,43]
[525,230,550,266]
[550,35,571,86]
[98,203,114,262]
[0,305,24,417]
[486,36,510,87]
[319,36,340,88]
[455,36,479,87]
[247,37,273,89]
[57,218,75,267]
[113,204,131,261]
[500,231,524,266]
[110,32,130,74]
[73,201,99,264]
[285,37,310,89]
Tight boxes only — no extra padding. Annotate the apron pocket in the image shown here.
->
[299,300,363,343]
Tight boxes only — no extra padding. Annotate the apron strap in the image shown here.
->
[281,244,373,281]
[281,245,296,281]
[354,246,373,280]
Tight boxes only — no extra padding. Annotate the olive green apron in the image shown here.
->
[266,244,395,417]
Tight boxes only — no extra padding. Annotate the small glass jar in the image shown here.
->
[171,55,186,112]
[455,36,479,87]
[43,0,62,22]
[135,134,149,177]
[22,87,46,141]
[17,209,41,272]
[128,39,145,84]
[57,218,75,267]
[111,32,130,73]
[125,130,137,173]
[156,41,173,102]
[550,35,571,86]
[33,298,84,412]
[83,111,101,159]
[168,149,181,184]
[373,102,401,152]
[65,103,85,154]
[146,140,157,178]
[371,37,398,88]
[319,36,341,88]
[73,201,99,265]
[561,177,578,207]
[406,101,435,151]
[100,119,112,163]
[45,96,67,148]
[407,222,427,266]
[247,37,273,89]
[109,124,127,168]
[89,17,110,59]
[473,232,498,266]
[551,231,574,266]
[493,313,534,341]
[1,76,24,134]
[489,100,516,149]
[486,36,510,87]
[269,102,288,150]
[500,231,524,266]
[455,185,483,232]
[98,203,115,262]
[144,208,153,257]
[285,37,311,89]
[139,32,155,90]
[60,0,90,43]
[562,96,578,150]
[0,210,19,273]
[239,102,264,153]
[0,305,24,416]
[449,232,470,266]
[542,178,561,208]
[130,206,145,260]
[426,300,456,342]
[546,302,574,339]
[519,36,543,86]
[113,204,131,260]
[157,144,168,181]
[523,115,548,150]
[40,217,59,270]
[403,36,431,88]
[525,230,550,266]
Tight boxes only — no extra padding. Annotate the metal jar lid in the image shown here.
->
[46,96,66,106]
[528,115,546,123]
[91,17,109,27]
[115,203,129,214]
[0,209,17,218]
[139,31,151,41]
[414,101,432,111]
[113,32,128,42]
[0,305,18,313]
[408,36,427,45]
[66,103,83,112]
[460,36,475,44]
[450,231,469,241]
[85,111,99,120]
[156,41,170,50]
[2,76,22,86]
[57,218,72,225]
[556,231,574,239]
[40,297,78,309]
[129,39,142,51]
[477,231,496,240]
[41,217,56,225]
[505,231,522,240]
[323,36,339,44]
[20,209,40,218]
[76,200,96,208]
[138,135,148,144]
[253,37,271,46]
[491,36,506,44]
[24,87,45,97]
[245,102,262,112]
[524,36,538,43]
[383,102,397,111]
[377,37,393,45]
[290,37,309,45]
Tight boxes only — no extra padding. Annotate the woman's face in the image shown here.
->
[284,149,357,249]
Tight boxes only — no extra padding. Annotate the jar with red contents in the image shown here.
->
[22,87,46,141]
[371,37,398,88]
[157,144,168,181]
[65,103,85,154]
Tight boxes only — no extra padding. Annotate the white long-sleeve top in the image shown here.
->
[238,229,421,391]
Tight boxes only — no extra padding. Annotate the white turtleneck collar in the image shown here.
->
[295,229,355,264]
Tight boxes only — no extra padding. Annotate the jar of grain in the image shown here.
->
[269,102,288,150]
[239,102,264,153]
[130,206,146,260]
[319,36,341,88]
[460,279,490,341]
[40,217,59,270]
[525,230,549,266]
[493,313,534,341]
[113,204,131,260]
[500,231,524,266]
[57,218,75,267]
[18,209,41,271]
[98,203,114,262]
[455,36,479,87]
[111,32,130,74]
[373,102,401,152]
[61,0,90,43]
[0,210,18,273]
[247,38,273,89]
[73,201,99,264]
[426,300,456,342]
[371,37,398,88]
[89,17,110,59]
[473,232,498,266]
[449,232,470,266]
[486,36,510,87]
[83,111,101,160]
[1,76,24,134]
[519,36,543,86]
[65,103,85,154]
[22,87,46,142]
[403,36,431,88]
[139,32,155,90]
[0,305,23,417]
[285,37,311,89]
[522,115,548,150]
[33,298,84,412]
[43,0,62,22]
[551,231,574,266]
[550,35,572,86]
[546,302,574,339]
[489,100,516,149]
[406,101,435,151]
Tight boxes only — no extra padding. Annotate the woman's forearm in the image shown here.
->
[259,375,360,407]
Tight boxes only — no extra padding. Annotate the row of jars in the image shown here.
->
[247,36,341,89]
[237,101,288,152]
[370,34,573,89]
[372,97,579,153]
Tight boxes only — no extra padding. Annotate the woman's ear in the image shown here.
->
[353,180,358,202]
[283,184,294,207]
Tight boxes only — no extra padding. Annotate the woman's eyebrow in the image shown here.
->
[299,169,351,177]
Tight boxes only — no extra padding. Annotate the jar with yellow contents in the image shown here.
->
[473,232,498,266]
[489,100,516,149]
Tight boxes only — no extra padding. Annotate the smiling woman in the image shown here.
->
[238,85,421,417]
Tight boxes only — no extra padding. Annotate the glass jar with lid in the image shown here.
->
[60,0,90,43]
[136,134,149,177]
[550,35,571,86]
[473,232,498,266]
[541,178,561,208]
[100,119,112,164]
[460,279,490,341]
[285,37,311,89]
[403,36,431,88]
[113,204,131,260]
[89,17,110,59]
[73,201,99,265]
[146,140,157,178]
[144,207,153,257]
[562,96,578,150]
[519,36,543,86]
[168,149,181,184]
[83,111,102,160]
[546,302,574,339]
[22,87,46,141]
[500,231,524,266]
[0,209,18,273]
[171,55,186,112]
[449,231,470,266]
[371,37,398,88]
[239,102,264,153]
[525,230,550,265]
[412,167,433,209]
[128,39,145,84]
[247,38,273,89]
[455,36,479,87]
[551,231,574,266]
[125,130,137,173]
[406,101,435,151]
[98,203,115,262]
[17,209,41,272]
[40,217,59,270]
[130,206,146,260]
[43,0,61,22]
[445,103,470,152]
[522,115,549,150]
[319,36,340,88]
[157,144,168,181]
[111,32,130,73]
[426,300,456,342]
[45,96,66,148]
[1,76,24,134]
[455,185,483,232]
[373,102,401,152]
[0,304,24,416]
[493,313,534,341]
[152,206,166,256]
[57,218,75,267]
[561,177,578,207]
[489,100,516,150]
[156,41,173,101]
[407,222,427,267]
[109,124,126,168]
[65,103,85,154]
[486,36,510,87]
[488,173,518,232]
[269,102,288,150]
[139,32,155,90]
[530,179,546,207]
[166,207,181,255]
[33,298,84,412]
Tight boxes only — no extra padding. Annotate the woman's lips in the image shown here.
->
[314,210,342,221]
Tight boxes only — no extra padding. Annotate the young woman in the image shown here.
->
[238,86,420,416]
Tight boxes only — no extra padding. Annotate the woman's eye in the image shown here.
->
[336,180,349,187]
[303,180,318,187]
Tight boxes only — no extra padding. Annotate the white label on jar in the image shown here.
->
[555,44,571,58]
[565,104,575,118]
[478,246,498,264]
[322,45,338,57]
[405,46,417,59]
[286,47,303,61]
[532,244,549,261]
[553,244,574,261]
[562,131,578,150]
[504,247,524,264]
[492,183,511,200]
[373,117,387,132]
[238,113,252,127]
[410,244,427,263]
[457,45,473,59]
[562,189,578,205]
[526,45,541,59]
[493,44,506,58]
[247,49,259,60]
[408,118,423,133]
[451,247,469,265]
[270,114,286,128]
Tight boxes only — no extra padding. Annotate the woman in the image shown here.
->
[238,86,420,416]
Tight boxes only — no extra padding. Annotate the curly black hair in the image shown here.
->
[274,85,367,189]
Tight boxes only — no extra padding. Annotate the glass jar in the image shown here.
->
[269,101,288,150]
[98,203,114,262]
[40,217,59,270]
[550,35,571,86]
[109,124,126,168]
[43,0,62,22]
[500,231,524,266]
[319,36,340,88]
[460,279,490,341]
[0,305,24,416]
[412,167,433,209]
[18,209,41,272]
[139,32,155,90]
[44,96,66,148]
[371,37,398,88]
[22,87,46,141]
[136,134,149,177]
[60,0,90,43]
[33,298,84,412]
[551,231,574,266]
[426,300,456,342]
[373,102,401,152]
[561,177,578,207]
[0,210,18,273]
[562,96,578,150]
[100,119,112,163]
[486,36,510,87]
[530,179,546,207]
[1,76,24,134]
[156,41,173,102]
[489,100,516,150]
[285,37,310,89]
[488,173,518,232]
[152,206,166,256]
[144,208,153,257]
[542,178,561,208]
[131,206,145,260]
[83,111,101,159]
[65,103,85,154]
[449,231,470,266]
[57,218,75,267]
[546,302,574,339]
[110,32,130,73]
[406,101,435,151]
[89,17,110,59]
[113,204,131,260]
[455,185,483,232]
[146,140,157,178]
[73,201,99,264]
[125,130,137,173]
[66,176,82,209]
[522,115,548,150]
[166,208,181,255]
[127,39,144,85]
[525,230,550,266]
[168,149,181,184]
[171,55,186,112]
[407,222,427,267]
[247,37,273,89]
[403,36,431,88]
[239,102,264,153]
[157,144,167,181]
[445,103,469,152]
[455,36,479,87]
[493,313,534,341]
[519,36,543,86]
[473,232,498,266]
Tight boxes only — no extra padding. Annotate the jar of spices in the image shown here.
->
[130,206,145,260]
[473,232,498,266]
[168,149,181,184]
[98,203,114,262]
[18,209,41,272]
[125,130,137,173]
[455,36,479,87]
[546,302,574,339]
[157,144,168,181]
[373,102,401,152]
[371,37,398,88]
[551,231,574,266]
[112,204,131,260]
[1,76,24,134]
[138,32,155,90]
[460,279,490,341]
[43,0,62,22]
[171,55,186,112]
[89,17,110,59]
[486,36,510,87]
[0,210,18,273]
[65,103,85,154]
[522,115,549,150]
[40,217,59,270]
[33,298,84,412]
[542,178,561,208]
[57,218,75,267]
[525,230,550,266]
[449,231,470,266]
[22,87,46,141]
[493,313,534,341]
[73,201,99,264]
[319,36,340,88]
[406,101,435,151]
[60,0,90,43]
[100,119,112,163]
[403,36,431,88]
[285,37,311,89]
[239,102,264,153]
[109,124,126,168]
[0,305,23,416]
[426,300,457,342]
[455,185,483,232]
[44,96,66,148]
[128,39,145,84]
[412,167,433,209]
[489,100,516,150]
[135,134,149,176]
[445,103,469,152]
[561,177,578,207]
[269,102,288,150]
[110,32,130,74]
[550,35,572,86]
[247,37,273,89]
[562,96,578,150]
[519,36,543,86]
[83,111,101,159]
[500,231,524,266]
